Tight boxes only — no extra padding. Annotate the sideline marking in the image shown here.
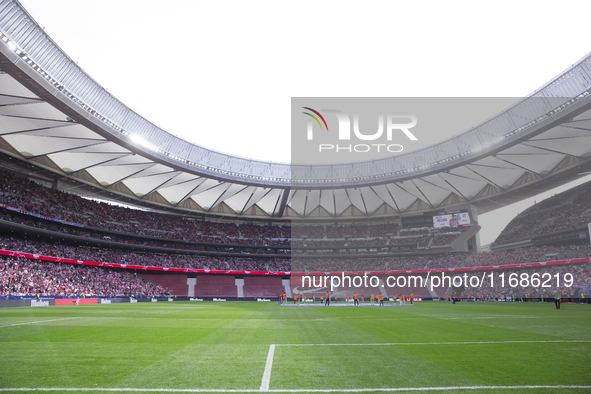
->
[260,344,275,391]
[0,385,590,392]
[276,340,591,347]
[0,317,80,328]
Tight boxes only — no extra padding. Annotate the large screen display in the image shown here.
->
[433,212,471,228]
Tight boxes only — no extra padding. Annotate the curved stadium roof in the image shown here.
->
[0,0,591,219]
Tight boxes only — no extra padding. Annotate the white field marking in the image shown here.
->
[130,318,335,321]
[139,315,563,323]
[330,316,563,321]
[276,340,591,347]
[0,317,80,328]
[438,316,562,320]
[0,385,590,392]
[260,344,275,391]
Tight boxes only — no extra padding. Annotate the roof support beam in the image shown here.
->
[276,187,291,218]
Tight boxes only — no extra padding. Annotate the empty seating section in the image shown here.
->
[194,275,237,297]
[425,280,449,298]
[242,276,284,297]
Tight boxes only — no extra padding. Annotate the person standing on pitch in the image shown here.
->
[377,293,384,306]
[325,292,330,306]
[555,291,561,309]
[353,293,359,306]
[581,291,586,305]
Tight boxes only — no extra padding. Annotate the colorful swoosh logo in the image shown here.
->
[302,107,329,131]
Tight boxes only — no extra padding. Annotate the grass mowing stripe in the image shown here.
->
[0,317,80,328]
[260,345,275,391]
[0,385,590,392]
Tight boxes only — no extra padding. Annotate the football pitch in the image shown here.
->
[0,301,590,393]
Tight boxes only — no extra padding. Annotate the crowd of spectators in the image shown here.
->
[2,234,589,274]
[292,225,325,239]
[1,204,472,259]
[0,234,589,298]
[293,222,400,239]
[0,236,290,272]
[0,256,167,297]
[3,168,591,300]
[461,262,591,298]
[291,226,471,252]
[292,255,457,272]
[0,211,291,254]
[461,245,591,268]
[0,170,479,255]
[5,168,591,252]
[347,238,389,247]
[0,171,63,218]
[0,170,292,246]
[430,226,472,246]
[3,250,587,298]
[369,223,399,237]
[493,181,591,245]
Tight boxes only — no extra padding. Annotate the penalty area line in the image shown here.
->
[260,344,275,391]
[0,385,591,392]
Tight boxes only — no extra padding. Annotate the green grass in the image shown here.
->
[0,301,590,393]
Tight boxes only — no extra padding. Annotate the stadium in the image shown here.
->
[0,0,590,392]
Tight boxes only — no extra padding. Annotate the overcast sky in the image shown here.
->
[17,0,591,245]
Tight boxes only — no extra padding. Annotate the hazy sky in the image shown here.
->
[16,0,591,245]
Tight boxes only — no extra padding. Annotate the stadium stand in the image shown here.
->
[194,275,237,297]
[462,245,591,268]
[461,262,591,299]
[0,235,290,272]
[493,181,591,246]
[0,169,479,255]
[1,167,591,299]
[242,276,284,298]
[0,257,167,297]
[140,273,189,297]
